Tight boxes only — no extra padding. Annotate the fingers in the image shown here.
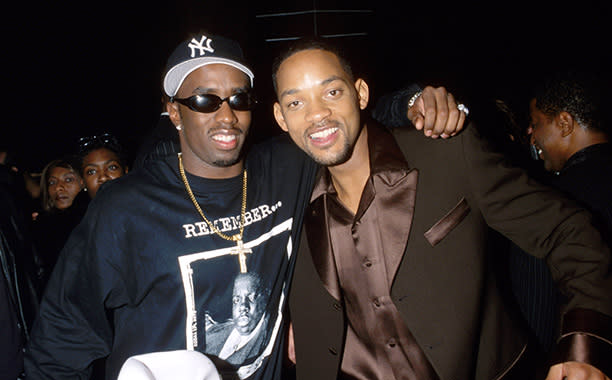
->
[420,87,447,137]
[545,362,609,380]
[545,363,564,380]
[439,91,461,138]
[407,101,424,130]
[451,109,466,137]
[419,86,467,138]
[287,322,296,364]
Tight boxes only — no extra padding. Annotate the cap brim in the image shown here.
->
[164,57,254,97]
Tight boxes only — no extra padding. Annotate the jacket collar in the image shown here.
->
[310,123,413,204]
[305,123,418,296]
[561,142,611,173]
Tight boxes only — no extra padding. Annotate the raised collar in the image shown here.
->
[561,142,612,173]
[310,123,411,203]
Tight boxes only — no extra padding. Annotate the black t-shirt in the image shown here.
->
[25,134,317,380]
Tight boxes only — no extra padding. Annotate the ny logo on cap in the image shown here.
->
[188,36,214,58]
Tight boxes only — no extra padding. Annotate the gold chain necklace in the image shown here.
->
[178,152,252,273]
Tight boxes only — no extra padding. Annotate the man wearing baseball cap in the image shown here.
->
[24,32,464,380]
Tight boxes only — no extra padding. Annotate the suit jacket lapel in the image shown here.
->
[303,124,419,299]
[367,124,419,286]
[303,195,342,301]
[375,169,418,286]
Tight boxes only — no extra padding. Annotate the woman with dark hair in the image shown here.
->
[39,158,84,212]
[76,133,129,199]
[33,158,89,287]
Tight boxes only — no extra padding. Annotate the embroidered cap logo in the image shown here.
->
[188,36,214,58]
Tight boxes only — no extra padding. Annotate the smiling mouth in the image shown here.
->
[212,134,237,143]
[309,127,338,141]
[210,131,240,150]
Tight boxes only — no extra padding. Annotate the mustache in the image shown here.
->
[306,120,341,137]
[208,126,244,135]
[311,119,339,130]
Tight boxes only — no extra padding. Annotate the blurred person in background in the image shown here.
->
[32,158,88,289]
[1,145,43,380]
[76,133,129,199]
[528,70,611,243]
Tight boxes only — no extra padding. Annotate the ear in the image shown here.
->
[273,102,289,132]
[558,111,575,138]
[354,78,370,110]
[167,100,182,130]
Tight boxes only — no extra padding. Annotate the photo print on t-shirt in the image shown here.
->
[177,217,293,379]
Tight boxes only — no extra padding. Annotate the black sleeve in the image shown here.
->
[371,83,422,128]
[24,204,120,379]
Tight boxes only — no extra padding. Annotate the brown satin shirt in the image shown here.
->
[308,125,439,380]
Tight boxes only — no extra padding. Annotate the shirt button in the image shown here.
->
[333,302,342,311]
[351,221,360,235]
[328,347,338,356]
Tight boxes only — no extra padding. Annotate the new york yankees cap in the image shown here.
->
[163,34,255,97]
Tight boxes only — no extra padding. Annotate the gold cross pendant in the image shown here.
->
[230,238,252,273]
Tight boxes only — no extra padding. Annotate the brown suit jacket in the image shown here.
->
[289,124,612,380]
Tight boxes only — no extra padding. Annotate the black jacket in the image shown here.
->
[1,165,42,380]
[553,142,612,245]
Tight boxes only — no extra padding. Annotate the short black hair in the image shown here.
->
[271,38,355,96]
[532,70,607,135]
[75,133,128,175]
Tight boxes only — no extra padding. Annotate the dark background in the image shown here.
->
[6,0,611,172]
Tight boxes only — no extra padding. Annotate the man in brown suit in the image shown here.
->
[271,40,611,380]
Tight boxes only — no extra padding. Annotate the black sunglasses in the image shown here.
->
[78,133,120,152]
[171,92,257,113]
